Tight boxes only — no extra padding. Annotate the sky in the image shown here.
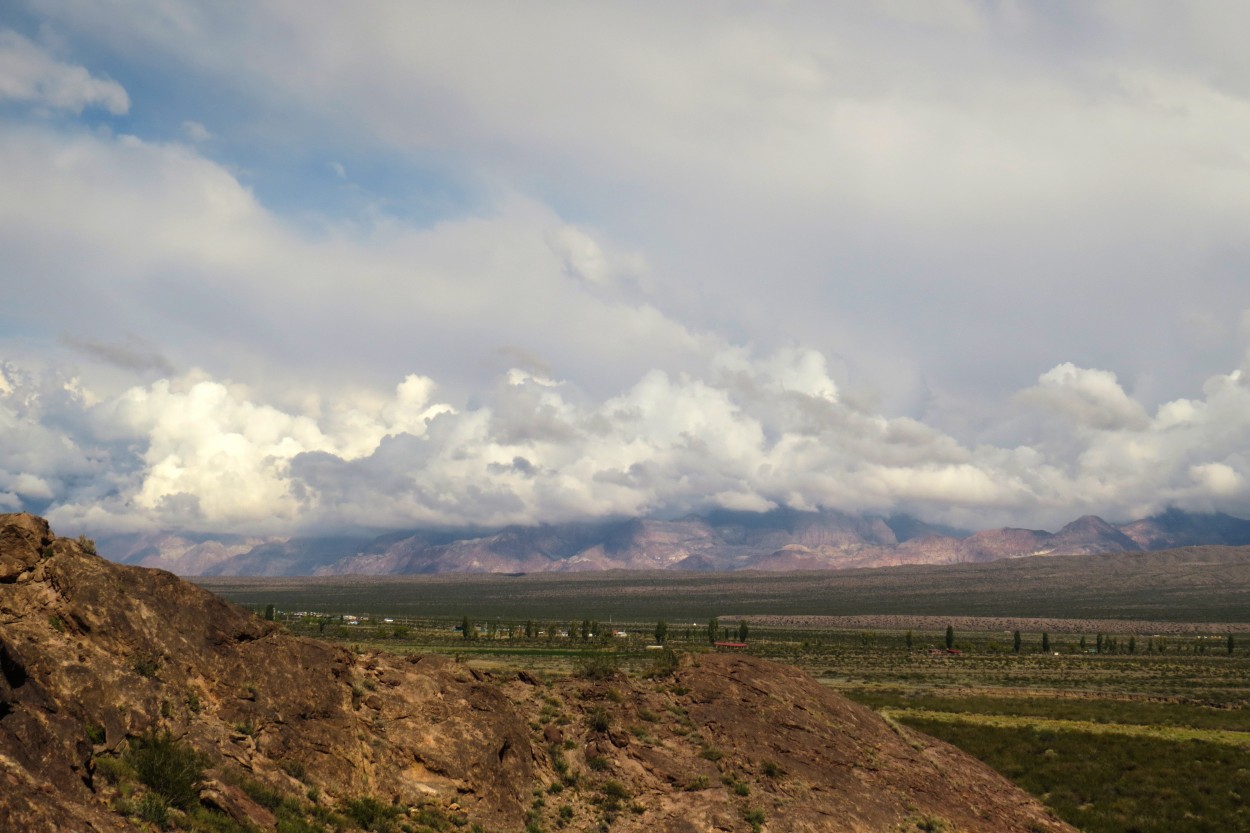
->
[1,1,1249,539]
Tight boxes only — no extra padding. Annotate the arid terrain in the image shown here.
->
[0,513,1074,832]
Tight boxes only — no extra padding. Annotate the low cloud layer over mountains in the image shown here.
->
[4,350,1249,538]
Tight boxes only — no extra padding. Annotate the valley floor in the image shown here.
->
[254,606,1250,833]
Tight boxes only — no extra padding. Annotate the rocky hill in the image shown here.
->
[0,513,1073,832]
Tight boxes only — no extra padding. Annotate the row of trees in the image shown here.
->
[653,618,749,645]
[276,608,1236,656]
[937,626,1240,655]
[1008,629,1050,653]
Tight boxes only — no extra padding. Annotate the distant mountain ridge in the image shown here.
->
[96,507,1250,577]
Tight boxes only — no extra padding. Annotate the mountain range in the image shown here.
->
[96,507,1250,577]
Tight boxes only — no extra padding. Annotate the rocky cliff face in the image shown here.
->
[1,514,1075,832]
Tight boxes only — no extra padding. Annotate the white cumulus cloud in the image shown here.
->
[0,344,1245,538]
[0,30,129,114]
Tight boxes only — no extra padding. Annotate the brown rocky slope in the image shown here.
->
[1,514,1073,833]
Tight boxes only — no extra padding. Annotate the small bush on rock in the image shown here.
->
[125,730,205,811]
[340,796,402,832]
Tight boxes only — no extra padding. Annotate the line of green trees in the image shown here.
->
[278,607,1239,658]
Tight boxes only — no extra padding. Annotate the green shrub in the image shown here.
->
[93,754,131,785]
[132,654,161,679]
[274,815,329,833]
[550,747,569,776]
[240,778,287,811]
[628,725,651,742]
[135,792,169,827]
[184,805,258,833]
[410,803,455,831]
[85,723,106,745]
[279,758,308,782]
[698,745,723,762]
[643,648,680,679]
[340,796,402,832]
[684,775,710,791]
[125,730,205,810]
[576,653,619,681]
[600,781,629,801]
[587,708,611,733]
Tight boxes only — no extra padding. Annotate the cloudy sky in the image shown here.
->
[2,1,1249,538]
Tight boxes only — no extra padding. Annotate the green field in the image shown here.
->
[897,719,1250,833]
[199,566,1250,833]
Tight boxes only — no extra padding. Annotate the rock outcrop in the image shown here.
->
[1,513,1075,832]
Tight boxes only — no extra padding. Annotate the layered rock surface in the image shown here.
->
[1,513,1074,832]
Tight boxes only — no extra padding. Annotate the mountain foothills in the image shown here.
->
[98,508,1250,577]
[0,514,1074,833]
